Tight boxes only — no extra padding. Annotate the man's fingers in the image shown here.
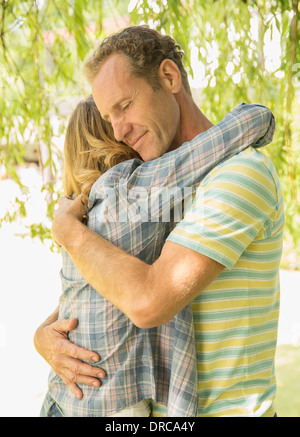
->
[53,355,106,398]
[60,374,83,400]
[58,358,106,396]
[55,194,89,221]
[79,193,89,208]
[53,317,78,333]
[57,196,69,205]
[36,314,105,400]
[61,356,106,379]
[62,367,102,388]
[60,372,102,400]
[55,339,101,364]
[71,360,106,379]
[49,318,101,363]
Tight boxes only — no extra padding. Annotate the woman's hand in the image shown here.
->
[34,315,106,399]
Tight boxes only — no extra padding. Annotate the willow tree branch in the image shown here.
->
[285,0,298,190]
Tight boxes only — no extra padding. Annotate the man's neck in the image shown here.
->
[170,92,214,151]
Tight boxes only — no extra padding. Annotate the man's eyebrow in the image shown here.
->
[101,97,131,121]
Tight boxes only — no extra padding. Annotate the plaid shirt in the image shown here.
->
[46,103,275,417]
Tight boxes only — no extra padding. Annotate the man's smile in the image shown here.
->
[129,132,148,152]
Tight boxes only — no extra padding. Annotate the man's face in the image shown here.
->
[92,53,181,161]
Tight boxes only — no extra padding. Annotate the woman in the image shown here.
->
[40,96,275,417]
[63,96,140,199]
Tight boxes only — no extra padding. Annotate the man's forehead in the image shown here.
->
[93,53,132,89]
[92,54,133,113]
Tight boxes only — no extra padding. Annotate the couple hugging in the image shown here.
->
[35,25,284,418]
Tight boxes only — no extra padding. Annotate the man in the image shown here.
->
[35,26,284,416]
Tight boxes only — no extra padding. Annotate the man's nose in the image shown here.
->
[111,116,131,143]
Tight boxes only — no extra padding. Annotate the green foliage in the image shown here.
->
[0,0,125,239]
[0,0,299,249]
[130,0,300,246]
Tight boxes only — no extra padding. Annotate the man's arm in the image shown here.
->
[35,194,222,395]
[52,195,224,328]
[34,305,105,399]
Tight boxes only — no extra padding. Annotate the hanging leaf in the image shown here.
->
[0,0,299,251]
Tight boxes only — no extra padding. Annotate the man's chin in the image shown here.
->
[142,152,162,162]
[140,145,164,162]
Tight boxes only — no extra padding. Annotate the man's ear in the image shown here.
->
[158,59,182,94]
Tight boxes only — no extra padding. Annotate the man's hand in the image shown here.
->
[34,316,106,399]
[52,194,89,249]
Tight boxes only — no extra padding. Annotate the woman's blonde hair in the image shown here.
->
[63,95,140,198]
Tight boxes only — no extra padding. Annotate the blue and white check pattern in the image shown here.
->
[44,103,275,417]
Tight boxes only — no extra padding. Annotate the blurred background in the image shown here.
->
[0,0,299,417]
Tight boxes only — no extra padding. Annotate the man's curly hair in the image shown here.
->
[83,25,191,96]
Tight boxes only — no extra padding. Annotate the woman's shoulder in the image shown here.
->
[89,158,143,200]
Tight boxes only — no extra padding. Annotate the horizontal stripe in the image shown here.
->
[166,146,283,417]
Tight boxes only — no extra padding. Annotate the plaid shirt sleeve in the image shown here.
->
[89,103,275,247]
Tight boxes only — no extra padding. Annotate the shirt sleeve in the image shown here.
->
[90,104,275,203]
[167,150,279,269]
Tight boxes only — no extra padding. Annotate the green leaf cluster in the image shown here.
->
[0,0,299,250]
[130,0,300,247]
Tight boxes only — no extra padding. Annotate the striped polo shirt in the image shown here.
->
[152,147,284,417]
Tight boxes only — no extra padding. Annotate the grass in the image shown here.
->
[275,344,300,417]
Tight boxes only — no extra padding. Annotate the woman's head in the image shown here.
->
[63,96,140,198]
